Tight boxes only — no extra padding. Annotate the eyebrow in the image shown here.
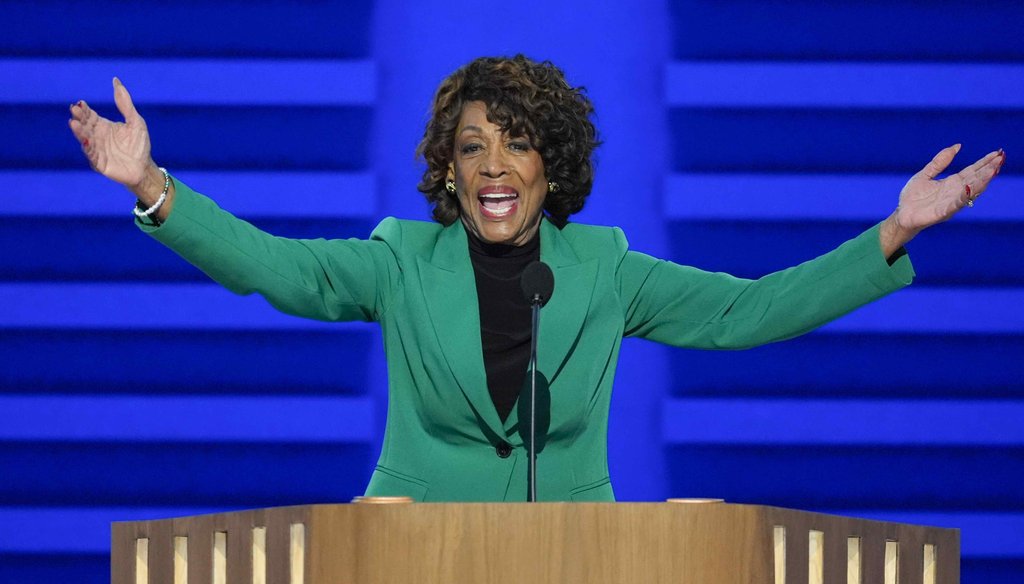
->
[458,125,483,135]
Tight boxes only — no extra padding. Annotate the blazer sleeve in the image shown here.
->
[136,176,402,322]
[618,222,915,350]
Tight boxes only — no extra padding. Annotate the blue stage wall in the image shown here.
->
[1,0,1022,581]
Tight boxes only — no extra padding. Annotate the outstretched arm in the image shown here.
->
[879,145,1006,256]
[67,78,175,219]
[621,145,1007,350]
[67,79,400,323]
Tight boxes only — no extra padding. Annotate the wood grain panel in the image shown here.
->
[112,503,959,584]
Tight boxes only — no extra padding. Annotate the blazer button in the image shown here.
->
[495,442,512,458]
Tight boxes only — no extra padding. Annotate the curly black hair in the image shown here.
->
[416,55,600,227]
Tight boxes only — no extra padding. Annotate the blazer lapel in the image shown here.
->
[418,219,599,442]
[504,219,599,438]
[537,220,598,385]
[417,222,506,439]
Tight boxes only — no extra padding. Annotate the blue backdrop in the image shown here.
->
[1,0,1022,581]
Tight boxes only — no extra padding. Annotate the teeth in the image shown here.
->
[478,191,517,217]
[483,205,513,216]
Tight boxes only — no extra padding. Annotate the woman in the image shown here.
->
[68,55,1005,501]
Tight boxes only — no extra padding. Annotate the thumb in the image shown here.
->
[918,144,961,179]
[112,77,141,122]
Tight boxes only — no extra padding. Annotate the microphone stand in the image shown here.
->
[527,295,541,502]
[521,259,551,503]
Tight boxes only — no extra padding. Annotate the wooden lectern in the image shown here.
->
[112,501,959,583]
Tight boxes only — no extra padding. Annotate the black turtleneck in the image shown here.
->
[467,229,541,422]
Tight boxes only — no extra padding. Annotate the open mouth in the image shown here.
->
[478,189,519,219]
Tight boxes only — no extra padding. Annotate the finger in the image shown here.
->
[69,101,92,132]
[112,77,140,122]
[68,118,93,150]
[917,144,961,179]
[995,149,1007,175]
[960,181,975,207]
[73,124,92,151]
[75,100,99,132]
[960,150,1003,181]
[959,149,1002,177]
[69,120,98,168]
[958,152,1005,200]
[84,104,100,133]
[69,100,89,122]
[68,118,85,141]
[962,158,1002,191]
[964,164,1001,199]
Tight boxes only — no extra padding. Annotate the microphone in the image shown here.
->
[521,261,554,502]
[521,261,554,307]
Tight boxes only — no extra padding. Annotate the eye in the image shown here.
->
[460,143,483,155]
[508,141,532,152]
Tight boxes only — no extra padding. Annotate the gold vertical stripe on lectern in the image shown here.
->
[289,523,305,584]
[252,527,267,584]
[884,541,899,584]
[174,536,188,584]
[808,530,824,584]
[847,537,862,584]
[213,532,227,584]
[135,538,149,584]
[923,544,937,584]
[773,526,786,584]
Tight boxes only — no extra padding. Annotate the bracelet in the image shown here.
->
[132,167,170,218]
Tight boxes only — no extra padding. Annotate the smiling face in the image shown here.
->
[449,101,547,246]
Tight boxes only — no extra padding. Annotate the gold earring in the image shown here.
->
[445,180,457,194]
[548,181,559,193]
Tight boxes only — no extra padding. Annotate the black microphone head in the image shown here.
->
[521,261,555,307]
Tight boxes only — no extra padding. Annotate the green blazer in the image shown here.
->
[143,179,914,502]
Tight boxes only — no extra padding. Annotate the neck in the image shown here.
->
[466,223,541,258]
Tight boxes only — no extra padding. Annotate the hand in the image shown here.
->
[68,78,168,207]
[880,145,1006,256]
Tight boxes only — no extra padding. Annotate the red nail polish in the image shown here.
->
[83,138,89,147]
[965,184,972,197]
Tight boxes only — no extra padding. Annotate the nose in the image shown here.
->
[481,147,509,177]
